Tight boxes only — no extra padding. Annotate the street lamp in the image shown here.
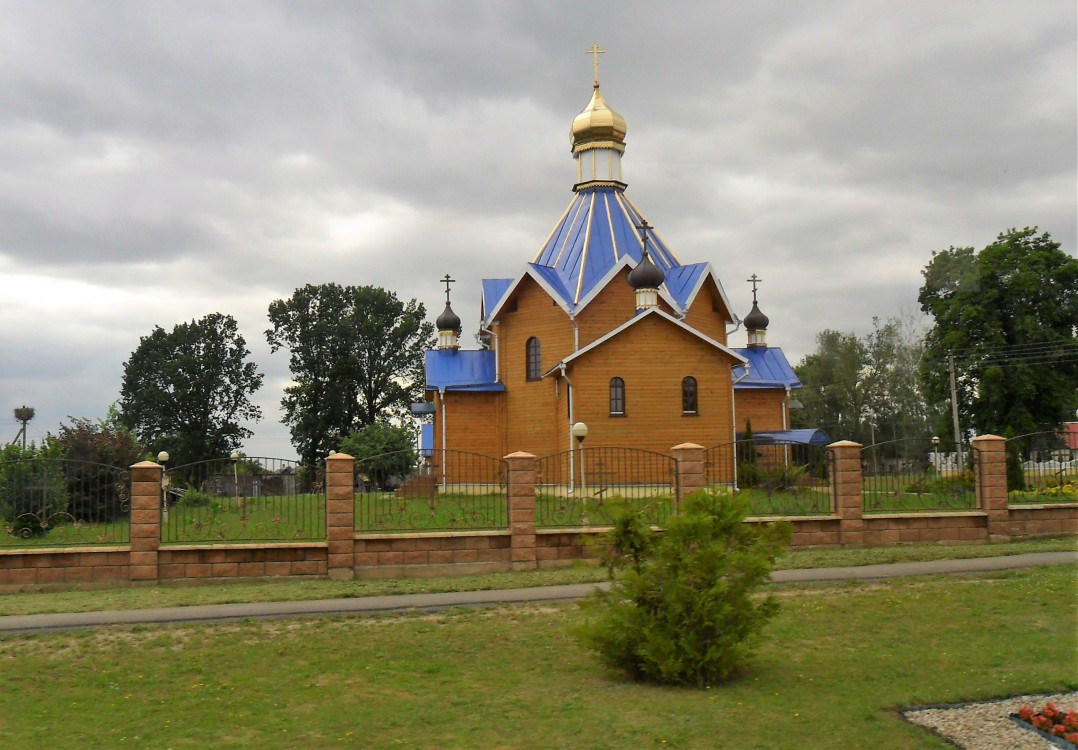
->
[571,422,589,521]
[231,450,244,520]
[157,451,170,516]
[931,436,941,473]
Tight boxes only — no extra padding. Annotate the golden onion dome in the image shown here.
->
[570,84,627,151]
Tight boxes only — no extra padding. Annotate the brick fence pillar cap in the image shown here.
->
[672,442,704,450]
[328,452,354,460]
[504,451,536,459]
[130,460,162,469]
[971,434,1004,443]
[827,440,863,448]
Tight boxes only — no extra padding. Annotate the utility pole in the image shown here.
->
[947,353,963,470]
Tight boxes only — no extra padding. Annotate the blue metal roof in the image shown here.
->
[732,347,801,389]
[530,185,682,306]
[424,349,504,391]
[481,186,736,321]
[481,279,512,319]
[752,429,831,446]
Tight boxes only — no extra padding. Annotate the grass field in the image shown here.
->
[0,564,1073,748]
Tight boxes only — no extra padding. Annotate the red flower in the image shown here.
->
[1018,706,1034,721]
[1064,733,1078,744]
[1033,715,1052,730]
[1053,724,1066,737]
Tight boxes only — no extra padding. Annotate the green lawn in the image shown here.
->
[355,492,508,532]
[0,565,1073,748]
[162,494,326,543]
[0,518,129,548]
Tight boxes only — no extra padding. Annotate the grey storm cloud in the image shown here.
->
[0,0,1073,455]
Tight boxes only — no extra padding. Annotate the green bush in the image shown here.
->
[576,490,791,688]
[177,488,215,508]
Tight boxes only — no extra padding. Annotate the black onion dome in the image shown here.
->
[436,303,461,332]
[744,301,769,330]
[628,253,665,290]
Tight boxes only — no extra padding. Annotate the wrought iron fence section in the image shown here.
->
[535,447,676,528]
[0,459,130,547]
[1005,431,1077,505]
[162,457,324,543]
[704,440,832,516]
[355,450,508,533]
[861,438,977,512]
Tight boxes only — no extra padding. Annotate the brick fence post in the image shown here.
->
[672,442,705,510]
[828,441,864,546]
[129,460,162,582]
[326,452,356,580]
[506,451,537,571]
[972,434,1009,542]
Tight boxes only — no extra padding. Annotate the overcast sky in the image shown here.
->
[1,1,1074,459]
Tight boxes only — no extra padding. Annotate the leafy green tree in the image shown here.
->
[48,409,145,522]
[918,227,1078,438]
[577,491,790,687]
[341,423,417,485]
[793,330,872,443]
[794,316,938,446]
[0,442,68,535]
[119,313,263,467]
[266,284,434,469]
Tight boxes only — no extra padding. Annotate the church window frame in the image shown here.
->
[682,376,698,415]
[609,377,626,416]
[526,337,542,381]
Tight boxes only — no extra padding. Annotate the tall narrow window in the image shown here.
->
[526,337,541,380]
[682,376,698,414]
[609,377,625,415]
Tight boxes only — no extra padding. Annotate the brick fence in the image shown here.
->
[0,435,1074,589]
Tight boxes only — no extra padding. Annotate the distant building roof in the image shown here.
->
[424,349,503,392]
[732,347,801,390]
[750,429,831,446]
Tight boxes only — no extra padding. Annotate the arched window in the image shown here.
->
[526,337,541,380]
[609,377,625,415]
[682,376,698,414]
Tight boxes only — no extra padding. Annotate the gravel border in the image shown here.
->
[902,692,1077,750]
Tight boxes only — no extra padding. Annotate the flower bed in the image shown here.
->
[1011,703,1078,748]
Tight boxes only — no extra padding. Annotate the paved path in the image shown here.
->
[0,551,1072,636]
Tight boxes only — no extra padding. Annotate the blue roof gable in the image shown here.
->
[425,349,504,392]
[732,347,801,389]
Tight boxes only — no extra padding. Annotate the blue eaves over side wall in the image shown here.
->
[425,349,504,391]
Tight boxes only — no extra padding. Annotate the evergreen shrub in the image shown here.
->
[577,490,790,688]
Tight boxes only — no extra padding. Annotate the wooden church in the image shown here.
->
[421,52,804,460]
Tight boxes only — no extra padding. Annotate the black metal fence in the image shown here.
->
[861,438,977,512]
[355,450,508,533]
[1006,431,1077,505]
[705,440,832,516]
[0,458,130,547]
[162,457,324,543]
[534,447,676,528]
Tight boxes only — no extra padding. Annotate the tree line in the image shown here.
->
[792,227,1077,446]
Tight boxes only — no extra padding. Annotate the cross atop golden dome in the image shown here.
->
[570,43,627,154]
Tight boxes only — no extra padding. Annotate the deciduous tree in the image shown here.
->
[119,313,263,467]
[918,227,1078,438]
[265,284,434,469]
